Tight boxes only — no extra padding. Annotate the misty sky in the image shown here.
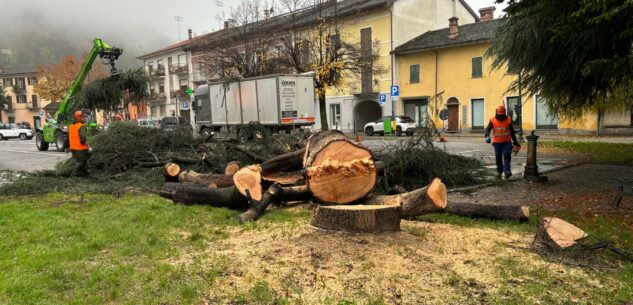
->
[0,0,505,69]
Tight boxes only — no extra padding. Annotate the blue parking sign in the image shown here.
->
[390,85,399,97]
[379,94,387,106]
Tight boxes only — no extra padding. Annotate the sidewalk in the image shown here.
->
[437,131,633,143]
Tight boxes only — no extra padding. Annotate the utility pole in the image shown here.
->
[175,16,184,41]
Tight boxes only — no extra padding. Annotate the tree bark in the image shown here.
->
[232,165,263,201]
[178,170,228,185]
[304,132,376,204]
[310,205,401,233]
[163,163,180,182]
[268,184,311,202]
[363,178,447,217]
[533,217,588,251]
[159,183,248,209]
[318,90,328,131]
[444,202,530,222]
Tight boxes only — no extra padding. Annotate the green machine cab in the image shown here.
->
[36,38,122,152]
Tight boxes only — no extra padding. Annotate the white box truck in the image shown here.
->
[193,74,315,137]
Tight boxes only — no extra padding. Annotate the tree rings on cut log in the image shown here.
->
[224,161,241,176]
[310,205,401,233]
[534,217,588,251]
[306,140,376,204]
[164,163,180,182]
[233,165,263,201]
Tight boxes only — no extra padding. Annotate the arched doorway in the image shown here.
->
[446,97,459,132]
[354,100,382,132]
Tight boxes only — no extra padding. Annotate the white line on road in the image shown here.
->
[0,148,67,158]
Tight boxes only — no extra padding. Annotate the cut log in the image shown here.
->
[233,165,263,201]
[303,130,347,166]
[164,162,181,182]
[364,178,447,217]
[224,161,241,175]
[533,217,588,251]
[305,138,376,204]
[268,184,311,202]
[178,170,229,186]
[159,183,247,209]
[445,202,530,221]
[262,170,304,185]
[260,148,306,174]
[310,205,401,233]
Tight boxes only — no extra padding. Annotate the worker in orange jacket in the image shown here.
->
[69,110,91,177]
[484,105,520,179]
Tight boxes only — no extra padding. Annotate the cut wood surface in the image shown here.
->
[224,161,241,175]
[159,183,247,209]
[310,205,401,233]
[306,138,376,204]
[233,165,263,201]
[303,130,347,167]
[534,217,588,250]
[364,178,447,217]
[262,170,304,185]
[260,148,306,174]
[163,163,180,182]
[445,202,529,221]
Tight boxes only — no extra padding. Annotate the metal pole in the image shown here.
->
[517,71,524,140]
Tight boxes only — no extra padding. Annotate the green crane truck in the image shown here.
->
[36,38,122,152]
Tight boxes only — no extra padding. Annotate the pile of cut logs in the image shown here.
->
[159,130,530,232]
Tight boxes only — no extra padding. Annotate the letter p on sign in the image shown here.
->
[390,85,399,97]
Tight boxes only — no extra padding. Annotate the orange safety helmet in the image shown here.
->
[496,105,506,115]
[73,110,84,120]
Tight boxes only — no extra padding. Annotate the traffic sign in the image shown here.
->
[439,109,449,120]
[39,111,44,117]
[182,101,190,110]
[379,94,387,106]
[390,85,399,97]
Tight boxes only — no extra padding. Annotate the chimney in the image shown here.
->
[188,29,192,40]
[448,17,459,39]
[478,6,496,22]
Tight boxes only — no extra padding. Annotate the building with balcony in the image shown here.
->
[137,32,196,122]
[0,66,51,128]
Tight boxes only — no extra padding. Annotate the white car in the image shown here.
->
[0,123,34,140]
[364,116,418,137]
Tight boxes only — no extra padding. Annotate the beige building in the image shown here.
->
[0,66,51,128]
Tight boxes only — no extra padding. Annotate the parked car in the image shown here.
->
[364,116,418,137]
[137,119,157,128]
[0,123,34,140]
[158,116,192,132]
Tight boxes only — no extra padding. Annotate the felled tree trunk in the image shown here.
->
[260,148,306,174]
[310,205,401,233]
[164,163,180,182]
[178,170,234,188]
[159,183,248,209]
[304,131,376,204]
[232,165,263,201]
[268,184,311,203]
[445,202,530,221]
[364,178,447,217]
[533,217,588,251]
[262,170,304,186]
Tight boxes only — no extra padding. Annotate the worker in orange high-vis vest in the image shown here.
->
[484,105,520,179]
[69,110,91,177]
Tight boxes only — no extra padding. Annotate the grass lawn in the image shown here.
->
[0,193,631,304]
[540,140,633,165]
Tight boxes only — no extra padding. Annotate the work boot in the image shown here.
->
[504,172,513,179]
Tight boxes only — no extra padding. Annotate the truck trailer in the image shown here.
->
[193,74,315,137]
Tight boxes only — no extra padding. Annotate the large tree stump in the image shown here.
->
[533,217,588,251]
[159,183,247,209]
[232,165,263,201]
[163,163,180,182]
[445,202,529,221]
[304,131,376,204]
[310,205,401,233]
[363,178,447,217]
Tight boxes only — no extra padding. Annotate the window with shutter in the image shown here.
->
[472,57,483,78]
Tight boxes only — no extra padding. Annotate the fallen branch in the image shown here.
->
[232,145,268,163]
[444,202,529,222]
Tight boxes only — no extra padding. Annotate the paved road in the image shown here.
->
[0,139,69,172]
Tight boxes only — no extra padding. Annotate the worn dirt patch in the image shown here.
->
[166,219,605,304]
